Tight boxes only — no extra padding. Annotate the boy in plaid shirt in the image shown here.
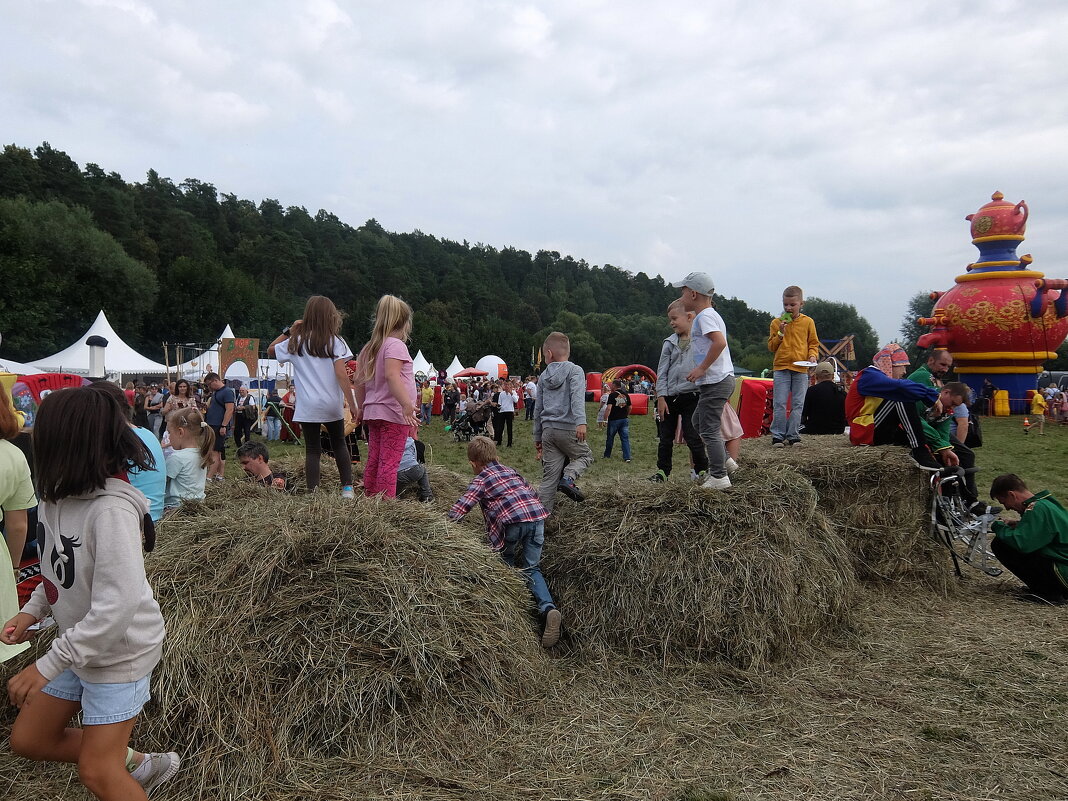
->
[447,436,562,647]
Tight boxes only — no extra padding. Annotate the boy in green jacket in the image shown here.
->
[989,473,1068,604]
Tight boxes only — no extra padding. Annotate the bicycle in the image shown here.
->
[919,463,1003,577]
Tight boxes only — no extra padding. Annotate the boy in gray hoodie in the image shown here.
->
[533,332,593,513]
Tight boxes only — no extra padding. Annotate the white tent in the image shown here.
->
[31,310,169,376]
[445,356,465,380]
[475,355,508,379]
[412,350,433,378]
[0,357,45,375]
[173,324,235,376]
[175,324,292,382]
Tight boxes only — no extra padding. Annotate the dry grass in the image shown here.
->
[545,468,858,668]
[743,436,950,589]
[2,442,1066,801]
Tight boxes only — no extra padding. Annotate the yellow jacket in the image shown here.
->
[767,314,820,372]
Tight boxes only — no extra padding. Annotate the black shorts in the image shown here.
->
[214,426,228,456]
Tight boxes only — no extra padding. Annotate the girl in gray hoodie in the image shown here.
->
[2,386,180,799]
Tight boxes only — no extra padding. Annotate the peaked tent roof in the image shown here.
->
[445,356,465,380]
[0,357,46,375]
[175,324,292,381]
[32,311,169,375]
[412,350,432,377]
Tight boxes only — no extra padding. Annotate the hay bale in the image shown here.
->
[17,485,543,798]
[544,467,859,669]
[742,437,947,589]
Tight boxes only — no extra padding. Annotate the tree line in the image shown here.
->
[0,142,880,374]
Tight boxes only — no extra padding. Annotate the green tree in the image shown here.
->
[899,291,937,362]
[803,297,879,367]
[0,198,157,358]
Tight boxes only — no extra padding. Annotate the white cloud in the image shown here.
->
[3,0,1068,341]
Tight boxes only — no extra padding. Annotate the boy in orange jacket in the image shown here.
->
[767,285,819,446]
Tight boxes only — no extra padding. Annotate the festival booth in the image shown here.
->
[412,350,434,381]
[31,310,169,380]
[175,325,292,383]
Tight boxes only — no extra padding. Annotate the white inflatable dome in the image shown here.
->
[475,355,508,379]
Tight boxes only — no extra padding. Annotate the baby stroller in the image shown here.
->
[451,400,493,442]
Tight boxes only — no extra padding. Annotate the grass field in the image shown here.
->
[4,407,1064,800]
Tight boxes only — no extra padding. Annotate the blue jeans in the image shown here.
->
[771,369,808,441]
[263,416,281,441]
[604,418,631,460]
[502,520,554,614]
[421,403,432,424]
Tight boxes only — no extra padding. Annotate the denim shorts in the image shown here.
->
[42,669,152,725]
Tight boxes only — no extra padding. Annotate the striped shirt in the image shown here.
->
[447,461,548,550]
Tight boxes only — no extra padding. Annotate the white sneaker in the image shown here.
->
[701,474,732,490]
[131,751,181,796]
[341,487,355,499]
[725,457,739,474]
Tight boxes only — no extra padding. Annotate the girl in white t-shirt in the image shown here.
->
[164,407,214,511]
[268,296,360,497]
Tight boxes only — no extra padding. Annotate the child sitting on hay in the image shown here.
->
[448,437,562,648]
[989,474,1068,605]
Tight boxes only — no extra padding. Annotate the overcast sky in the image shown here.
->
[4,0,1068,341]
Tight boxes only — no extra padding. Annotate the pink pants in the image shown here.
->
[364,419,410,497]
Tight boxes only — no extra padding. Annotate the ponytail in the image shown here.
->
[170,407,216,468]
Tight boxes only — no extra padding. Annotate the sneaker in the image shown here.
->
[420,496,435,504]
[910,446,942,471]
[341,486,355,499]
[648,470,667,483]
[541,607,562,648]
[623,459,632,463]
[969,501,1002,516]
[557,476,585,502]
[772,439,785,448]
[701,474,732,491]
[787,438,802,447]
[131,751,181,797]
[725,457,739,474]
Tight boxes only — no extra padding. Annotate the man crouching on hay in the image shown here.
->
[447,437,563,648]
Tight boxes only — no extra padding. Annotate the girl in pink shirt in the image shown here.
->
[354,295,419,497]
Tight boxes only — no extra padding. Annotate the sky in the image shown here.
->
[4,0,1068,342]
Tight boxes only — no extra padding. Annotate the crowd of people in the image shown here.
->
[1,277,1067,800]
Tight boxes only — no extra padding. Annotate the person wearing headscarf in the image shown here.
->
[844,343,947,469]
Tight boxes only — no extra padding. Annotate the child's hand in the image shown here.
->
[1,613,38,646]
[535,442,542,461]
[576,424,587,442]
[7,664,47,708]
[777,318,787,333]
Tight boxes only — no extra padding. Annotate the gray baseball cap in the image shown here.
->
[671,271,715,296]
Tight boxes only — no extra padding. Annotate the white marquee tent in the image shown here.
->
[0,357,45,375]
[445,356,465,380]
[31,310,169,377]
[175,324,292,382]
[412,350,433,378]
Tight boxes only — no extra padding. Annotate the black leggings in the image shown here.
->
[302,419,352,490]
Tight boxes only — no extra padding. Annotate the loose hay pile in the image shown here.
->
[744,436,947,589]
[91,484,539,798]
[545,466,859,668]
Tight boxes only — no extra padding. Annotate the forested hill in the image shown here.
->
[0,142,873,373]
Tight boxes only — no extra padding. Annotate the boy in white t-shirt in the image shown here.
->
[673,271,735,491]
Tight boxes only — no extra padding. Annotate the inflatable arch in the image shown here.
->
[600,364,657,385]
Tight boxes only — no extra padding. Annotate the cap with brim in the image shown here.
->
[671,271,715,296]
[814,362,834,377]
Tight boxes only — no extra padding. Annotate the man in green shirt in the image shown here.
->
[990,473,1068,605]
[908,349,987,513]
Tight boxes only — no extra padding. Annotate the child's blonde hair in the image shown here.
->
[467,436,498,466]
[783,285,803,300]
[169,406,216,468]
[543,331,570,360]
[667,299,686,314]
[358,295,413,383]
